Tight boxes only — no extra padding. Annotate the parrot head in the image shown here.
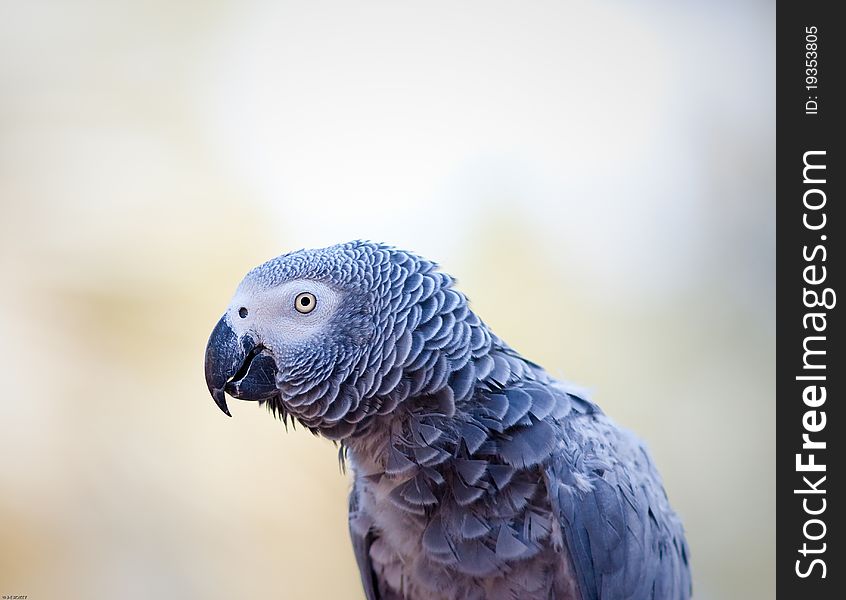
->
[204,240,469,439]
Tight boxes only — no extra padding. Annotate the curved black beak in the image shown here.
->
[204,316,279,417]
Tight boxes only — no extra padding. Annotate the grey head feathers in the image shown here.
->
[232,240,507,440]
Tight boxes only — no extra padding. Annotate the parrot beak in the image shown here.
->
[204,316,279,417]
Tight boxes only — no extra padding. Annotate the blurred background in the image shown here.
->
[1,1,773,598]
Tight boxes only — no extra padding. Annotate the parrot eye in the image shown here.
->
[294,292,317,314]
[238,307,248,318]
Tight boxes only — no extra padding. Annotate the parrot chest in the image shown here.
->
[351,460,578,600]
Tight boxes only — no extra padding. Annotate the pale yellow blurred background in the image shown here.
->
[1,1,773,599]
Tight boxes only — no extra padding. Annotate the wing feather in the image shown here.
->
[544,414,692,600]
[349,481,381,600]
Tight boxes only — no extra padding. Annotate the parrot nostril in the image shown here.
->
[238,307,248,318]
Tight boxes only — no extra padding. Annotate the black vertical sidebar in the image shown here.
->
[777,1,843,597]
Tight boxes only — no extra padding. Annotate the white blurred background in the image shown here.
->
[1,1,773,598]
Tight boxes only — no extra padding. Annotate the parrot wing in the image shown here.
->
[544,414,692,600]
[349,480,381,600]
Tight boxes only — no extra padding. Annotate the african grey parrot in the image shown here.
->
[204,241,691,600]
